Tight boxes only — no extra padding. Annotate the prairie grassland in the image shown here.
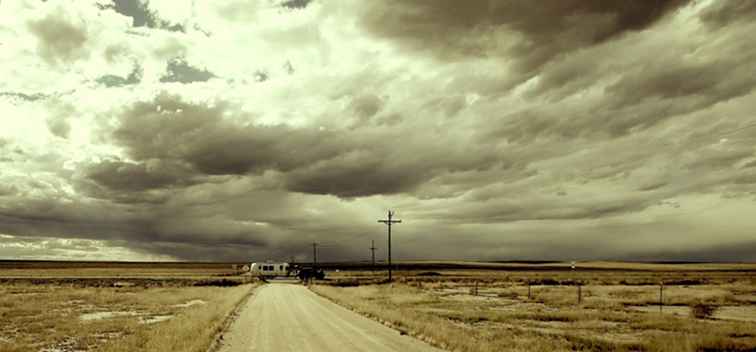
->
[0,261,247,280]
[313,269,756,352]
[378,261,756,272]
[0,267,233,279]
[0,282,255,352]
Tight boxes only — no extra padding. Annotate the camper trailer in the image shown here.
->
[250,262,290,278]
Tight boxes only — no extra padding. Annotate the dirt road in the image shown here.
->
[217,283,442,352]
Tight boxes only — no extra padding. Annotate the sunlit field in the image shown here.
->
[2,261,755,351]
[314,262,756,352]
[0,262,256,352]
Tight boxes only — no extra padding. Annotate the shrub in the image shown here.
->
[193,279,242,287]
[416,271,442,276]
[691,302,717,319]
[330,279,362,287]
[533,278,559,285]
[667,278,705,286]
[497,291,518,299]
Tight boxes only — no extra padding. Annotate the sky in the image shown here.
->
[0,0,755,262]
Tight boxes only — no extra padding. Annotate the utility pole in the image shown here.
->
[659,281,664,314]
[312,243,318,272]
[370,240,377,272]
[378,210,402,282]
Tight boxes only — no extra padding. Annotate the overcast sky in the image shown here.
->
[1,0,755,262]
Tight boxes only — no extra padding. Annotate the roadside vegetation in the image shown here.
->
[313,268,756,352]
[0,265,256,352]
[100,284,253,352]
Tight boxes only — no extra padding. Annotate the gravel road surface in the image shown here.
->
[217,283,442,352]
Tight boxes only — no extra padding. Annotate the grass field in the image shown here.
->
[0,262,256,352]
[314,263,756,352]
[1,261,754,351]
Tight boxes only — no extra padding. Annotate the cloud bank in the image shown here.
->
[0,0,754,261]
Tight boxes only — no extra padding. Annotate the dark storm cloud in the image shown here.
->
[253,70,269,83]
[0,184,18,197]
[96,63,143,87]
[284,157,434,197]
[111,94,312,174]
[0,199,140,241]
[604,56,756,111]
[513,7,756,142]
[357,0,689,73]
[44,103,76,139]
[347,94,384,128]
[483,61,756,141]
[83,158,195,192]
[0,172,381,261]
[682,148,753,172]
[426,190,657,224]
[699,0,756,26]
[637,182,668,192]
[159,58,215,83]
[0,92,48,102]
[280,0,312,10]
[27,13,88,64]
[621,241,756,262]
[106,0,153,27]
[99,0,184,32]
[110,93,499,198]
[46,116,70,139]
[733,173,756,185]
[0,186,274,260]
[4,0,756,263]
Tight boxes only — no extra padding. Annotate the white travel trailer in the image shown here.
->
[250,262,290,278]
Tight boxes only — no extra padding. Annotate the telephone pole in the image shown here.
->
[378,210,402,282]
[370,240,377,271]
[312,242,318,271]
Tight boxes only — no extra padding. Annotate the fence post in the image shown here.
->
[577,283,582,305]
[659,282,664,313]
[527,281,532,300]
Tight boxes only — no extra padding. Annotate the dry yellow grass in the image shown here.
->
[313,271,756,352]
[99,284,253,352]
[0,261,248,280]
[360,260,756,272]
[0,267,241,280]
[0,282,255,352]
